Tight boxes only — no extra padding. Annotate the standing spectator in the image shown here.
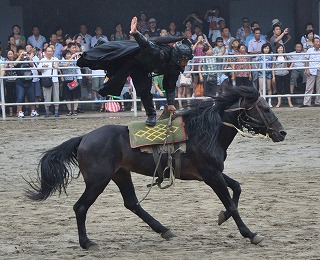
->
[248,28,266,54]
[255,43,273,107]
[192,35,208,95]
[231,44,252,87]
[153,75,166,110]
[62,34,73,51]
[38,47,60,117]
[191,25,208,42]
[301,23,319,45]
[272,45,292,107]
[145,18,161,37]
[183,19,193,33]
[245,22,266,47]
[26,44,42,114]
[14,47,38,118]
[184,11,203,29]
[49,33,64,59]
[3,50,17,116]
[303,30,314,51]
[301,37,320,107]
[177,63,193,110]
[110,22,128,41]
[289,43,306,99]
[73,34,83,52]
[79,24,92,52]
[269,22,291,52]
[183,29,193,45]
[221,27,234,49]
[91,26,108,47]
[137,11,149,34]
[227,38,239,55]
[200,47,228,96]
[248,28,266,90]
[60,49,81,115]
[236,17,252,45]
[55,26,64,44]
[27,26,47,50]
[6,35,17,52]
[11,24,26,48]
[204,8,225,42]
[168,22,181,37]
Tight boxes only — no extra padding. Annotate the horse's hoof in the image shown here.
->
[82,240,99,250]
[251,234,264,245]
[161,230,176,240]
[218,211,227,225]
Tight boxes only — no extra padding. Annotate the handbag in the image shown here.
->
[179,73,192,86]
[41,69,53,88]
[194,83,204,97]
[67,80,79,90]
[105,96,121,113]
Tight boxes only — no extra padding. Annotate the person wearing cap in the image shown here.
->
[145,18,161,37]
[77,16,193,126]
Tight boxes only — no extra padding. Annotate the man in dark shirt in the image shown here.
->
[77,17,193,126]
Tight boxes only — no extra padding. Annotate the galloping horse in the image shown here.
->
[26,86,286,249]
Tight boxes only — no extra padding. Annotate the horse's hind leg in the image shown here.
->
[218,173,242,225]
[112,168,175,239]
[73,171,112,250]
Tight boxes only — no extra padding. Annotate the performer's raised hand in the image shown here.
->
[130,16,138,34]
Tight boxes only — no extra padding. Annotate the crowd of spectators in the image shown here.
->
[0,9,319,118]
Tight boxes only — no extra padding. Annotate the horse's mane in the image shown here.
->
[182,86,259,161]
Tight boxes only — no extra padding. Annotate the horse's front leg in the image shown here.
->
[202,169,264,244]
[218,173,242,225]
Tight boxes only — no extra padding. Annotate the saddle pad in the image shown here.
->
[128,116,188,148]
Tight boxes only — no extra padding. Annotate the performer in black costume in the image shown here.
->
[77,17,193,126]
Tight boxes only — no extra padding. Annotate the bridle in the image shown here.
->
[224,96,278,135]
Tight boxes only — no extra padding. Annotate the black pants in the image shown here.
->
[105,60,156,116]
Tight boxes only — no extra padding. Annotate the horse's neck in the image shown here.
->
[220,114,239,150]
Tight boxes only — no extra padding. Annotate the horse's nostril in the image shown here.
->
[280,130,287,136]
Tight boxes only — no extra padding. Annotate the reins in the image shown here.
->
[137,112,176,205]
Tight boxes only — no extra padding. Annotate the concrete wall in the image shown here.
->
[0,0,23,56]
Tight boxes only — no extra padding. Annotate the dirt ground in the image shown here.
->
[0,107,319,260]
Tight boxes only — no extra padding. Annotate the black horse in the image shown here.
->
[26,86,286,249]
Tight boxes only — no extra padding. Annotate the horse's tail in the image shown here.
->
[25,136,83,201]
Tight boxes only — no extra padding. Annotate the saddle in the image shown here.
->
[128,109,188,187]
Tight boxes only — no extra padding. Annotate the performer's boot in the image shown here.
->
[146,114,157,126]
[141,92,157,126]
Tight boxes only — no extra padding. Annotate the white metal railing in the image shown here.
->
[0,52,319,120]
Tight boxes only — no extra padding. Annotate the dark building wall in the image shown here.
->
[1,0,319,55]
[21,0,230,39]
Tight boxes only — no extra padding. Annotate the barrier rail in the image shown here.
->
[0,52,319,120]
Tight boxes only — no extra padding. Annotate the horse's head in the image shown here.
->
[226,96,287,142]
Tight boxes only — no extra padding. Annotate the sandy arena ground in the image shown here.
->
[0,107,319,259]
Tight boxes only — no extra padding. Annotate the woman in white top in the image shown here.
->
[38,46,60,117]
[272,44,293,107]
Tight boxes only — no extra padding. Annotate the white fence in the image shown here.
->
[0,52,319,120]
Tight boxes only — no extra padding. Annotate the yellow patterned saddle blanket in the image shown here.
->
[128,116,188,148]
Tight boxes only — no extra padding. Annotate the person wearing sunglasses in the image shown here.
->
[236,17,252,45]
